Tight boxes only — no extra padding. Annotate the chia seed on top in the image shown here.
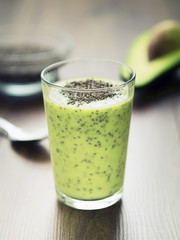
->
[61,79,116,106]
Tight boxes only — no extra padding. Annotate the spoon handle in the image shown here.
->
[0,117,20,137]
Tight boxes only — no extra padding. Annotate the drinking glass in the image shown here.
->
[41,59,135,210]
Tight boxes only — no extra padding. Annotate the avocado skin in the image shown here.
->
[133,66,180,107]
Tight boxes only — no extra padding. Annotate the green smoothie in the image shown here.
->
[44,79,133,200]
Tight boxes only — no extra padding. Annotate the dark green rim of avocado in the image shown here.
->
[126,30,180,88]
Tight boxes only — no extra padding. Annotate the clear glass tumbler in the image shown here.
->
[41,59,135,210]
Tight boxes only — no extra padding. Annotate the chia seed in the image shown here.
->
[61,79,116,105]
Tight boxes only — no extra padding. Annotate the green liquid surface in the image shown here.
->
[44,80,133,200]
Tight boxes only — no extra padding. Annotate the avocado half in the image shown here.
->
[126,30,180,88]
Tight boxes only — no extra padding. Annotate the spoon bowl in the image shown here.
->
[0,117,48,143]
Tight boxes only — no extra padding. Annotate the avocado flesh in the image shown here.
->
[126,31,180,88]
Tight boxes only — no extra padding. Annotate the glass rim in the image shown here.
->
[41,58,136,92]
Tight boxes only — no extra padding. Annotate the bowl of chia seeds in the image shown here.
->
[0,24,73,100]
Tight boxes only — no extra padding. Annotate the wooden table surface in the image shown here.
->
[0,0,180,239]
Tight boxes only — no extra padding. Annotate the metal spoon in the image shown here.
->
[0,117,48,143]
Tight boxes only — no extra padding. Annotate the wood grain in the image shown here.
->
[56,201,121,240]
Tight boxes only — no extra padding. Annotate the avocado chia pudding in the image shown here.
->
[43,77,133,198]
[41,59,135,210]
